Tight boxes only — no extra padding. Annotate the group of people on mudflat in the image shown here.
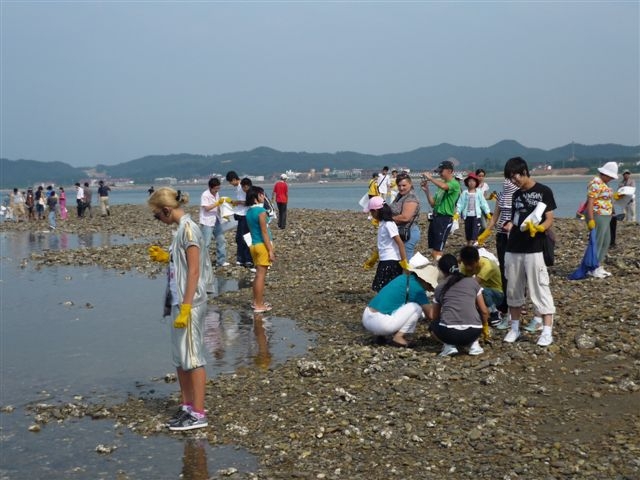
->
[134,158,634,433]
[360,157,636,357]
[6,181,112,229]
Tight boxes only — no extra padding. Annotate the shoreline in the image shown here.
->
[0,173,612,194]
[3,207,640,478]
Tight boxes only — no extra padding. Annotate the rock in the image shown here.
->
[575,333,596,349]
[95,444,117,454]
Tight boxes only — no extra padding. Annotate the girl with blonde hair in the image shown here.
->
[148,187,212,431]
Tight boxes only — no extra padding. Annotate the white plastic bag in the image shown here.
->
[243,231,252,247]
[358,193,369,210]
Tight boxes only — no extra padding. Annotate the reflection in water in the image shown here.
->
[181,439,210,480]
[203,309,225,360]
[78,232,94,248]
[253,313,272,370]
[48,233,59,250]
[1,231,133,259]
[203,307,283,371]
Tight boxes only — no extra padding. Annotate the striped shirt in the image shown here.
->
[497,179,519,231]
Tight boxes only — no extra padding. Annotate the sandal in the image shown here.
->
[253,304,273,313]
[251,302,272,310]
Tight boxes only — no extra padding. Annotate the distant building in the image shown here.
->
[154,177,177,185]
[326,169,361,180]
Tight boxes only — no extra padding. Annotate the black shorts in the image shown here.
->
[464,216,481,242]
[427,215,454,251]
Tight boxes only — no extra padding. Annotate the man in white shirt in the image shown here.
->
[377,166,391,198]
[225,171,253,268]
[619,169,636,222]
[199,177,229,267]
[75,182,85,218]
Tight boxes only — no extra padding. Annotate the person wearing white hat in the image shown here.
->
[362,252,438,347]
[584,161,618,278]
[272,174,289,229]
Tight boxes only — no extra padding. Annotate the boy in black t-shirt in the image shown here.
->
[502,157,556,347]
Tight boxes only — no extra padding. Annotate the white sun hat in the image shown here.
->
[598,162,619,179]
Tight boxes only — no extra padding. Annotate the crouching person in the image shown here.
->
[428,254,489,357]
[362,253,439,348]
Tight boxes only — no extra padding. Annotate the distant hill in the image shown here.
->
[0,158,86,188]
[2,141,638,187]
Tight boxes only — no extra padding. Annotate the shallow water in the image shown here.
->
[0,232,314,478]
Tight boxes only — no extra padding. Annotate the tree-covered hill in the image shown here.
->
[0,158,86,188]
[2,141,638,187]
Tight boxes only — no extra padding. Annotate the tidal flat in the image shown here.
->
[2,206,639,479]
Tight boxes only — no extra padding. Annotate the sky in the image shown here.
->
[1,2,639,167]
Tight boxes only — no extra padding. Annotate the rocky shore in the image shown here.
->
[3,206,640,479]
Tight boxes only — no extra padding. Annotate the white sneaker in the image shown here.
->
[600,268,612,277]
[524,316,543,333]
[438,344,459,357]
[219,262,230,267]
[537,332,553,346]
[587,267,607,279]
[467,340,484,356]
[504,329,520,343]
[496,314,511,330]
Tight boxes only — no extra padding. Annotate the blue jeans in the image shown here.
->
[200,222,227,266]
[403,223,421,261]
[482,287,504,312]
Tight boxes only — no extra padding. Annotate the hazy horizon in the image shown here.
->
[2,2,639,167]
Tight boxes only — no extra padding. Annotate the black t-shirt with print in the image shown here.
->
[506,182,556,254]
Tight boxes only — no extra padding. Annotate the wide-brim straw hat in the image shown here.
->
[407,252,440,289]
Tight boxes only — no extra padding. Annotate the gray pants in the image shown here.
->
[592,214,612,264]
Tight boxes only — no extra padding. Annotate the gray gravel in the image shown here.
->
[3,206,640,479]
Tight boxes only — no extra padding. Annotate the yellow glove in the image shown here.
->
[534,224,546,234]
[174,304,191,329]
[524,220,539,238]
[453,213,460,222]
[370,218,380,227]
[477,228,491,246]
[482,321,491,342]
[587,219,595,230]
[613,192,622,201]
[149,245,170,263]
[489,191,498,201]
[363,250,379,270]
[399,259,410,271]
[486,213,492,220]
[215,196,231,206]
